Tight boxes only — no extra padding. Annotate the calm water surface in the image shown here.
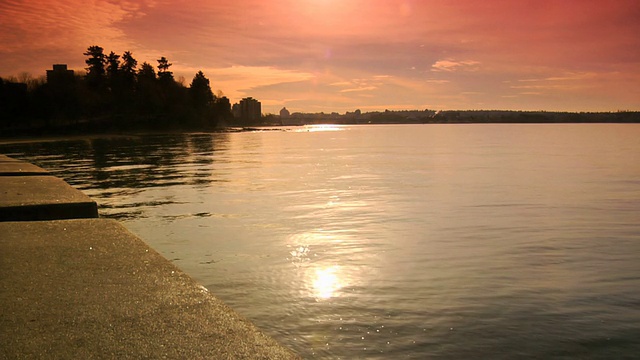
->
[3,124,640,359]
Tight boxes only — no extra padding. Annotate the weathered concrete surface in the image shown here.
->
[0,219,300,359]
[0,160,49,176]
[0,176,98,221]
[0,155,48,175]
[0,155,20,162]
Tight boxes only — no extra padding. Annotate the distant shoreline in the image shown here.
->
[2,109,639,141]
[2,120,640,145]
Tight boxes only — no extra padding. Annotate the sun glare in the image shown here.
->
[312,266,343,299]
[295,124,346,132]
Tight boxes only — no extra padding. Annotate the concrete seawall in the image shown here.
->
[0,155,300,359]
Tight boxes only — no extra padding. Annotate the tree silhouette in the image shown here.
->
[83,46,106,88]
[120,51,137,87]
[121,52,137,74]
[114,51,138,114]
[138,62,156,80]
[106,52,120,80]
[189,71,214,109]
[157,57,173,82]
[136,62,160,115]
[186,71,217,127]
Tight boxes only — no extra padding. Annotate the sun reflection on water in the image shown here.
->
[287,232,353,300]
[312,266,343,299]
[294,124,346,132]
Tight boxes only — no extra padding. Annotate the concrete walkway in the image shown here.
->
[0,176,99,221]
[0,156,299,359]
[0,155,49,176]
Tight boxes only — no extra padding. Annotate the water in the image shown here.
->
[2,124,640,359]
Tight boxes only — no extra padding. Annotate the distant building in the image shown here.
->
[233,97,262,122]
[46,64,74,85]
[279,107,290,118]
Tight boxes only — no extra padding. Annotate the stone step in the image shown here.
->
[0,156,49,176]
[0,175,98,221]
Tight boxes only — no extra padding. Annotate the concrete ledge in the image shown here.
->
[0,158,49,176]
[0,176,98,221]
[0,219,299,359]
[0,155,21,162]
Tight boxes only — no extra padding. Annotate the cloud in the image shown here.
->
[508,72,600,92]
[431,60,481,72]
[328,75,399,94]
[518,72,597,82]
[340,86,378,93]
[0,0,156,76]
[329,81,353,87]
[175,65,315,102]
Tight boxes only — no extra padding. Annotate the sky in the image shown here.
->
[1,0,639,114]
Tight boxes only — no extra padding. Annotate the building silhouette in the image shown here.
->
[279,107,290,118]
[233,97,261,122]
[46,64,74,85]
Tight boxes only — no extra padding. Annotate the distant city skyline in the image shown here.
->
[1,0,639,114]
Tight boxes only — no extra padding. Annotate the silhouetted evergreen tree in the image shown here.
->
[135,62,161,116]
[83,46,106,88]
[189,71,214,110]
[120,51,138,89]
[104,51,122,113]
[138,62,156,80]
[157,57,174,82]
[187,71,216,127]
[82,46,110,117]
[152,57,187,125]
[111,51,137,115]
[106,52,120,80]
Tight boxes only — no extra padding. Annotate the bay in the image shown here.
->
[2,124,640,359]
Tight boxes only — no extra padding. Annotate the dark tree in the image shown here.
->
[189,71,214,109]
[215,96,232,125]
[138,62,156,80]
[135,62,160,115]
[121,51,137,74]
[114,51,138,114]
[83,46,106,87]
[120,51,137,84]
[157,57,173,82]
[106,51,120,80]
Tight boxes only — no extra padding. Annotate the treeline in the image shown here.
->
[428,110,639,124]
[0,46,231,135]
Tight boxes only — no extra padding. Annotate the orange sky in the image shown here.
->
[1,0,639,113]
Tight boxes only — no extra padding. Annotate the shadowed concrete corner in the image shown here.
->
[0,176,98,221]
